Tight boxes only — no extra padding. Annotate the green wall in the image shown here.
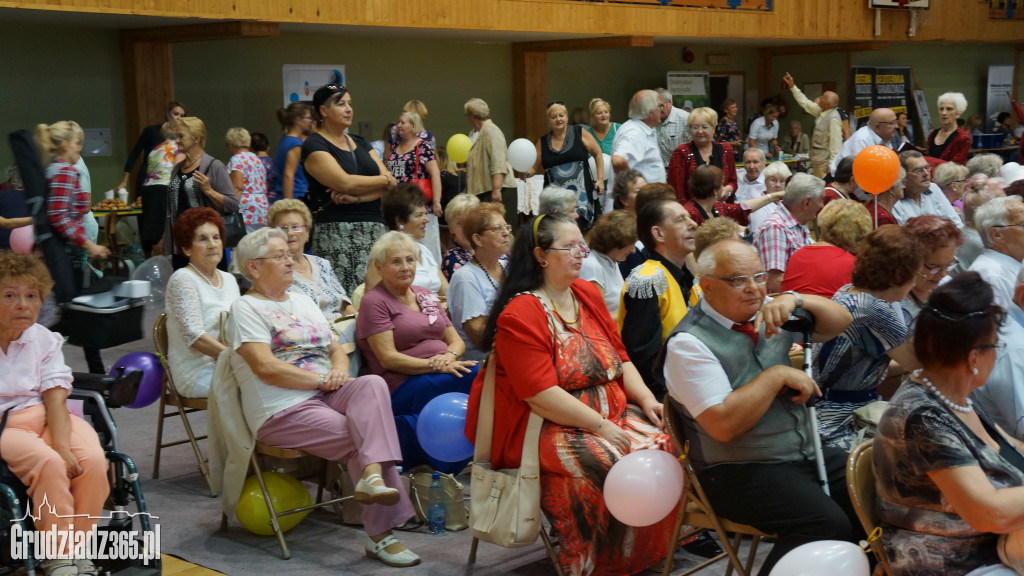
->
[0,19,1020,203]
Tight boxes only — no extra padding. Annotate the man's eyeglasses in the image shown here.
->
[974,342,1007,352]
[253,252,293,263]
[909,167,930,175]
[548,244,591,258]
[709,272,768,288]
[278,224,306,233]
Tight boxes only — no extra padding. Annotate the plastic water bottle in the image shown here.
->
[428,472,446,534]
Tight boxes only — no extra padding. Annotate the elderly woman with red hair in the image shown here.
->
[899,215,964,320]
[814,225,925,450]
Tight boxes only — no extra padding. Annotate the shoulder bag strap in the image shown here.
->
[473,354,497,462]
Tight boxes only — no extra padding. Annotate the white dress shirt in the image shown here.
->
[830,125,884,176]
[970,249,1024,330]
[612,119,667,184]
[892,183,964,229]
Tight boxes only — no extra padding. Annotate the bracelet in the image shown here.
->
[782,290,803,308]
[596,416,605,432]
[445,350,459,359]
[317,372,325,391]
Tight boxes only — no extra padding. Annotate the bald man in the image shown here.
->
[783,73,842,179]
[829,107,898,176]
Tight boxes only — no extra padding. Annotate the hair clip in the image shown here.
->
[926,305,987,322]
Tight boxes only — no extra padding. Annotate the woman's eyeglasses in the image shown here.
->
[253,252,293,263]
[548,244,591,258]
[278,224,306,233]
[483,224,513,234]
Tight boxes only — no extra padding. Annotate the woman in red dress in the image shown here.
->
[466,212,672,575]
[666,107,738,203]
[926,92,971,166]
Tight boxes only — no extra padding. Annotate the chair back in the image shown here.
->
[846,440,893,576]
[218,311,230,346]
[153,312,169,357]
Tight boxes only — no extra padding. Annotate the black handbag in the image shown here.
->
[222,212,246,248]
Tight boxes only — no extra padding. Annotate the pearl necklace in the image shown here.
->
[188,263,220,288]
[915,370,973,413]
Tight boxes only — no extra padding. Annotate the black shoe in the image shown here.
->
[682,533,723,559]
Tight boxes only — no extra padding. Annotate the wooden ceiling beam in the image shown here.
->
[513,35,654,53]
[121,21,278,43]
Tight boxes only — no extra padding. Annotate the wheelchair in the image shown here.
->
[0,369,162,576]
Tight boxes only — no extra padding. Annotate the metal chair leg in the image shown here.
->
[152,391,167,479]
[250,453,291,560]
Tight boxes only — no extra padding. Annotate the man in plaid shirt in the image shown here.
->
[753,173,825,294]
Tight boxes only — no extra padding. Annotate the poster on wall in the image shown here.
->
[913,90,932,137]
[849,67,876,129]
[282,65,346,107]
[666,72,710,109]
[872,67,911,116]
[987,65,1014,131]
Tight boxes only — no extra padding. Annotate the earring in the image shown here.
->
[540,260,548,268]
[399,224,405,230]
[972,366,979,375]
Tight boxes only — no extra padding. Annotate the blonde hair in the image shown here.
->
[178,117,207,148]
[589,98,610,117]
[225,127,251,148]
[267,199,313,230]
[403,100,428,119]
[464,98,490,120]
[401,111,424,134]
[34,121,83,165]
[688,107,719,129]
[445,193,481,222]
[817,199,872,253]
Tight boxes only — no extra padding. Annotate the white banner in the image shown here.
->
[282,65,346,107]
[986,65,1014,132]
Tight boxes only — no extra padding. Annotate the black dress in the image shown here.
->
[541,125,597,229]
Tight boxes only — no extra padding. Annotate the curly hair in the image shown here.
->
[903,215,964,253]
[172,207,225,252]
[851,225,924,291]
[587,210,637,255]
[817,200,871,253]
[0,251,54,297]
[693,217,742,261]
[267,199,313,230]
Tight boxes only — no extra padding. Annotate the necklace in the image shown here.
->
[915,369,973,413]
[546,288,579,325]
[251,288,298,321]
[188,263,220,288]
[471,255,500,290]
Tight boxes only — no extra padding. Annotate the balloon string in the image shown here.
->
[859,526,883,553]
[874,200,878,229]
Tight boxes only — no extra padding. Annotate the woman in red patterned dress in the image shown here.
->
[467,212,673,575]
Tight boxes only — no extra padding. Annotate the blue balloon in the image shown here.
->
[416,393,474,463]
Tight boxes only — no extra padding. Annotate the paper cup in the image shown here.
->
[104,189,115,200]
[118,189,129,203]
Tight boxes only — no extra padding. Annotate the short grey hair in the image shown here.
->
[628,90,660,121]
[763,161,792,180]
[967,153,1004,179]
[782,173,825,208]
[697,239,757,277]
[464,98,490,120]
[933,162,969,189]
[539,185,576,215]
[937,92,969,115]
[974,196,1021,247]
[655,88,673,104]
[444,193,480,222]
[962,180,1003,227]
[369,230,420,265]
[743,147,766,164]
[235,227,288,280]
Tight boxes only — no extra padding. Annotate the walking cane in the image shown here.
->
[781,308,830,496]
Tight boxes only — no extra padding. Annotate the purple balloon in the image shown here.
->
[416,392,474,463]
[109,352,163,409]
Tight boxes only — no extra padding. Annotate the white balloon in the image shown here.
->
[507,139,537,173]
[768,540,870,576]
[589,156,598,180]
[588,155,614,182]
[132,255,173,310]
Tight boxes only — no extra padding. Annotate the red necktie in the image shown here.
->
[732,322,758,345]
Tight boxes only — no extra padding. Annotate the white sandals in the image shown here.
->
[364,534,421,568]
[354,473,400,506]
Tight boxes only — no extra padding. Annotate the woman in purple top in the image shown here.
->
[357,231,479,473]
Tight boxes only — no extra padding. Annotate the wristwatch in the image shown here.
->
[781,290,803,309]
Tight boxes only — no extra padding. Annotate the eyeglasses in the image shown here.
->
[253,252,293,263]
[690,124,713,132]
[922,258,958,276]
[278,224,306,233]
[548,244,591,258]
[547,100,565,108]
[483,224,512,234]
[974,342,1007,352]
[709,272,768,288]
[992,223,1024,229]
[324,83,346,91]
[909,167,930,175]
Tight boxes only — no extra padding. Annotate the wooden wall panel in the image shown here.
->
[119,38,172,174]
[5,0,1024,43]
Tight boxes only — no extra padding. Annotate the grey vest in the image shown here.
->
[665,303,815,471]
[811,108,841,164]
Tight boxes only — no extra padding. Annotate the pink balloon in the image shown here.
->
[603,449,683,527]
[768,540,870,576]
[9,226,33,254]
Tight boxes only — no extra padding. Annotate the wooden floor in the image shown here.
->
[161,555,226,576]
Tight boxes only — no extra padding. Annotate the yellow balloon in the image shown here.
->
[446,134,473,164]
[236,472,313,536]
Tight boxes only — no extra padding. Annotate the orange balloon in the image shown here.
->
[852,145,900,195]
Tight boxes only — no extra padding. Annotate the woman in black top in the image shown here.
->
[529,102,604,230]
[301,84,394,293]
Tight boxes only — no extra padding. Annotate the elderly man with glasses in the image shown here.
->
[969,196,1024,331]
[659,238,856,576]
[892,150,964,228]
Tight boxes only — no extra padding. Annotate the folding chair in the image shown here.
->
[846,440,893,576]
[662,401,773,576]
[152,313,213,495]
